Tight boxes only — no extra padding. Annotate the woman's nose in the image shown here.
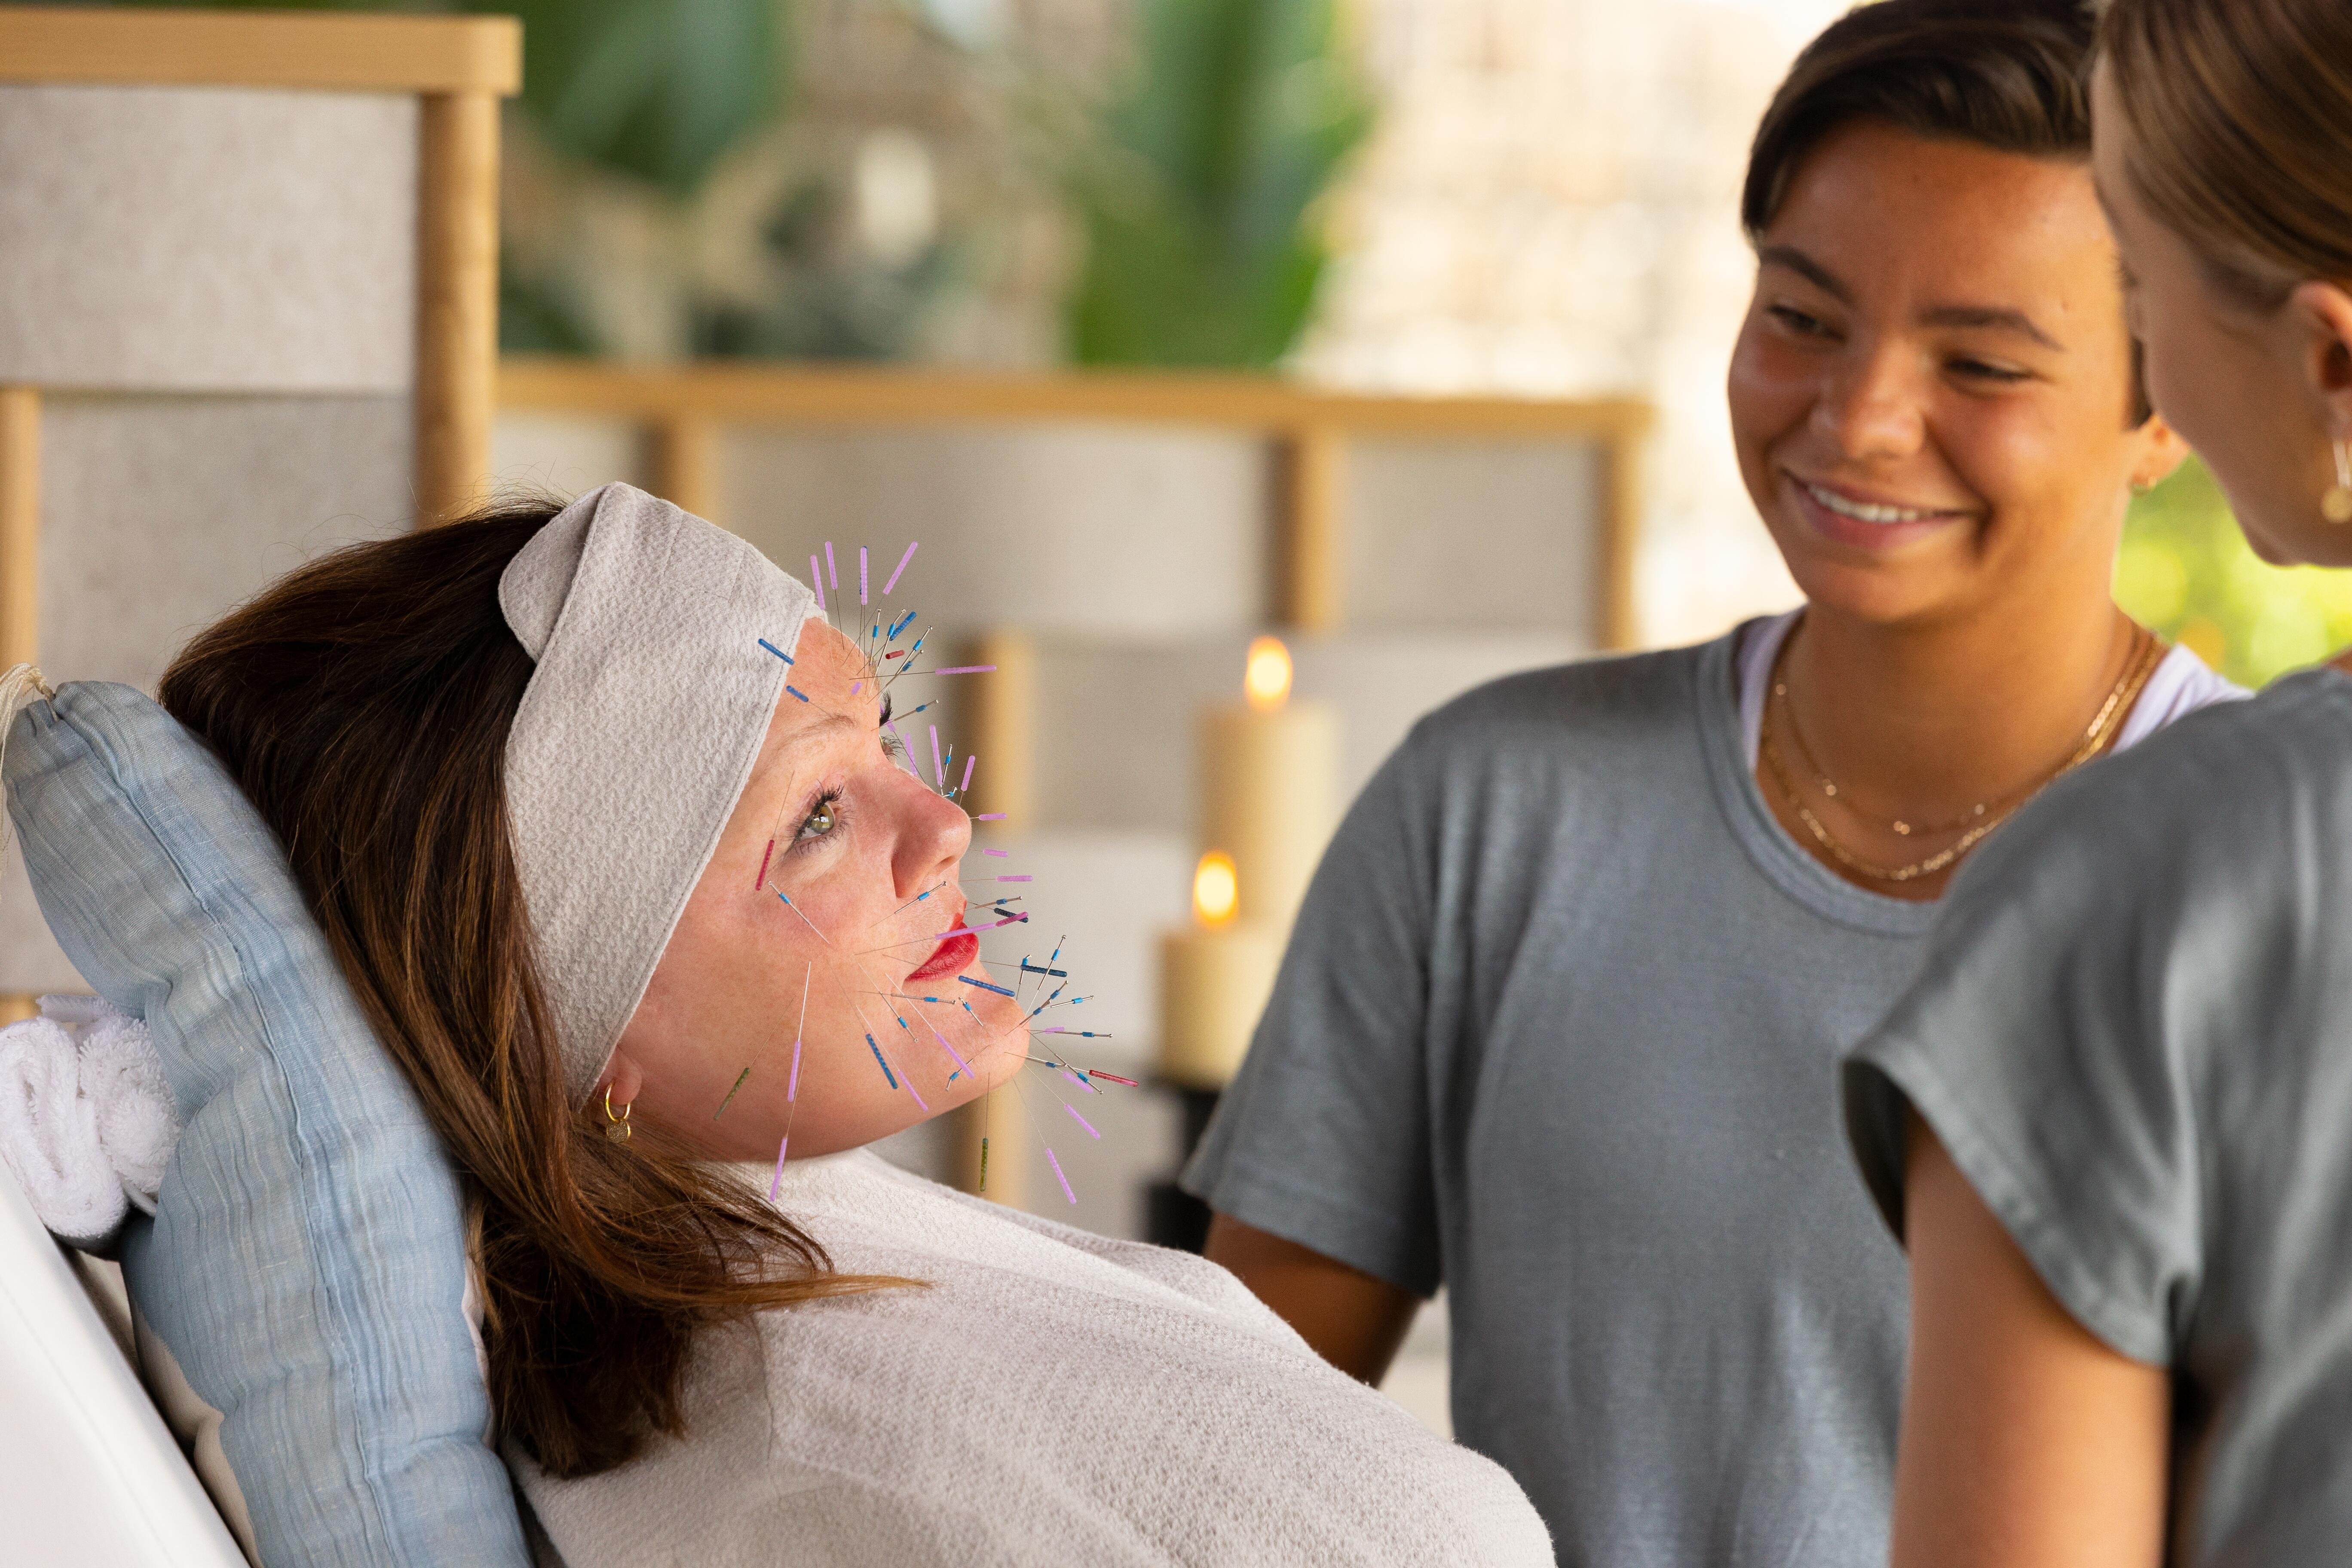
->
[891,769,972,900]
[1813,342,1926,463]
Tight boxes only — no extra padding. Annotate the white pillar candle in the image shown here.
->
[1158,920,1285,1090]
[1200,691,1341,930]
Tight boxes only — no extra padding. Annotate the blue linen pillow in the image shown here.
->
[4,682,529,1567]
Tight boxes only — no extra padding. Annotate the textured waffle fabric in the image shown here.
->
[498,482,819,1100]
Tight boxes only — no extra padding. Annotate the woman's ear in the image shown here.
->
[2127,410,2190,496]
[600,1052,646,1110]
[2288,279,2352,442]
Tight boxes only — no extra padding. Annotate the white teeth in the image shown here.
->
[1801,481,1940,525]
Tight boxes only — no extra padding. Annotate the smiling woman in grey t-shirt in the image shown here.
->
[1181,3,2243,1563]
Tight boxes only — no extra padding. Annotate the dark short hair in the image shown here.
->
[1743,0,2149,425]
[1743,0,2097,236]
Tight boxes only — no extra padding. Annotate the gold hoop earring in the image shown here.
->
[2324,440,2352,525]
[603,1083,633,1143]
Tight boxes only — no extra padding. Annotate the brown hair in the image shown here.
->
[1742,0,2149,423]
[1743,0,2098,236]
[159,504,891,1478]
[2101,0,2352,310]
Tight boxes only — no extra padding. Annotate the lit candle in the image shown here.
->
[1200,637,1341,930]
[1158,851,1284,1090]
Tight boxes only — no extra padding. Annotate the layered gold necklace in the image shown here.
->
[1759,625,2164,884]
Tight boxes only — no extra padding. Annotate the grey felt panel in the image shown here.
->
[1344,436,1603,640]
[0,85,416,393]
[0,393,413,992]
[1026,630,1583,839]
[717,424,1271,637]
[490,414,646,503]
[963,829,1192,1075]
[0,853,80,996]
[38,395,413,692]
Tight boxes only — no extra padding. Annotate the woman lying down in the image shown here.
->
[157,482,1548,1567]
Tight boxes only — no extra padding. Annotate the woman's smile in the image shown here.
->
[1783,469,1974,552]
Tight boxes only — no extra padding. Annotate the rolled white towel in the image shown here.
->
[77,1006,176,1215]
[0,1013,124,1248]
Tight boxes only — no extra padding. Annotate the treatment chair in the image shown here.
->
[0,1150,247,1565]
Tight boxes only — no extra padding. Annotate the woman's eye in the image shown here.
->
[1768,304,1833,339]
[795,794,839,843]
[1951,358,2030,385]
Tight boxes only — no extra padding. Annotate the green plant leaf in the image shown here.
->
[1069,0,1372,367]
[460,0,787,196]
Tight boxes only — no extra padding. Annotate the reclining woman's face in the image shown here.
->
[1727,120,2185,627]
[603,619,1028,1161]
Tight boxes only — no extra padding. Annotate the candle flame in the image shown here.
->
[1193,850,1239,927]
[1244,636,1292,713]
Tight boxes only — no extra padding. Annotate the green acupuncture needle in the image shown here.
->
[714,1066,752,1120]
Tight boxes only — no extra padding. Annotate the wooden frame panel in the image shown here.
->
[0,8,515,1008]
[0,385,34,669]
[496,356,1654,649]
[0,5,516,529]
[415,89,502,524]
[0,6,518,94]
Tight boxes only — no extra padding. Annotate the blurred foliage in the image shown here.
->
[692,178,958,360]
[1068,0,1372,367]
[496,257,601,355]
[2116,457,2352,686]
[467,0,787,199]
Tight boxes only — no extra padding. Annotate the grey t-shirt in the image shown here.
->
[1184,631,1947,1564]
[1846,667,2352,1566]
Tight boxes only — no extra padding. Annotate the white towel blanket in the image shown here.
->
[511,1151,1551,1567]
[0,997,178,1250]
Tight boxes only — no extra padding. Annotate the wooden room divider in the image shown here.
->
[0,6,519,1008]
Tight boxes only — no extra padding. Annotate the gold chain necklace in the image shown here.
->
[1760,628,2163,884]
[1773,623,2155,838]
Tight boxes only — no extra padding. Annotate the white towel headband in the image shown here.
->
[499,483,821,1101]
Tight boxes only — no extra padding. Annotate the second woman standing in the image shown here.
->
[1183,2,2240,1562]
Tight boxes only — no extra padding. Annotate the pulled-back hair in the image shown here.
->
[1743,0,2098,236]
[2100,0,2352,310]
[159,505,891,1478]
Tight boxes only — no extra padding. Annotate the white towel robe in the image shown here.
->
[512,1150,1551,1567]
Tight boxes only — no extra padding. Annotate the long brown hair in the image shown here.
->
[160,502,888,1477]
[2101,0,2352,309]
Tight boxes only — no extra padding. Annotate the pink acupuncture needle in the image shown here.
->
[771,963,812,1202]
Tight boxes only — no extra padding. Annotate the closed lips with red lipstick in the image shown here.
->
[906,904,981,984]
